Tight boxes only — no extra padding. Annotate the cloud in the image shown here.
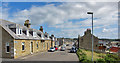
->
[0,3,9,19]
[2,2,118,38]
[2,2,8,7]
[102,28,118,33]
[8,2,118,26]
[97,28,118,39]
[2,0,120,2]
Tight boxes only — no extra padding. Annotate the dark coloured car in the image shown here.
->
[70,47,77,53]
[66,44,69,46]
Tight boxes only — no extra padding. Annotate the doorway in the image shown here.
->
[30,42,33,54]
[47,43,48,50]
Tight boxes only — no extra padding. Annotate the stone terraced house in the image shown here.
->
[0,19,56,59]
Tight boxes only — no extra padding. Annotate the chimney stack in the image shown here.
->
[84,28,91,35]
[24,20,31,28]
[51,34,54,37]
[40,26,43,32]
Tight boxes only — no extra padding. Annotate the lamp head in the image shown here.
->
[87,12,93,14]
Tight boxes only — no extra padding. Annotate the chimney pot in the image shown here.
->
[24,20,31,28]
[40,26,43,32]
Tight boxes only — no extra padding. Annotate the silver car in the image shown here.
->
[60,46,66,51]
[49,47,55,52]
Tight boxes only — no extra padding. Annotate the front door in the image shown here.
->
[47,43,48,50]
[30,42,33,54]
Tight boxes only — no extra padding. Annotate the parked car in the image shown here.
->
[49,47,55,52]
[54,46,58,51]
[60,46,66,51]
[70,47,77,53]
[66,44,69,46]
[63,44,66,47]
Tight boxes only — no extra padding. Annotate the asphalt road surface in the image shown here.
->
[3,44,79,61]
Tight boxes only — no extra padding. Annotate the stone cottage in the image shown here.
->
[78,29,99,50]
[0,19,55,59]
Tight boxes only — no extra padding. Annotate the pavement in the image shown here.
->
[2,44,79,61]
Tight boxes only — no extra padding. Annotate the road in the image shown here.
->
[2,44,79,61]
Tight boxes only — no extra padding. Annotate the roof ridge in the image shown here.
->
[0,19,16,24]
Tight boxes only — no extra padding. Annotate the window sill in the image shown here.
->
[17,34,22,35]
[22,50,25,53]
[6,52,10,54]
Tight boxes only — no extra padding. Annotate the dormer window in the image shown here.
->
[27,30,29,36]
[45,34,49,39]
[23,31,26,35]
[16,28,22,35]
[19,29,22,34]
[41,34,44,39]
[23,30,29,36]
[44,32,49,39]
[33,32,37,37]
[38,34,41,37]
[52,37,54,40]
[45,35,47,38]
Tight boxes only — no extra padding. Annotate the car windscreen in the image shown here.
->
[50,47,54,49]
[72,48,75,50]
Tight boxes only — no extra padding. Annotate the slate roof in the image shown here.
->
[0,19,51,40]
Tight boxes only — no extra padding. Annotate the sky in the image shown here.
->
[0,2,119,39]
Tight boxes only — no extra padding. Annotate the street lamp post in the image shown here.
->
[87,12,94,61]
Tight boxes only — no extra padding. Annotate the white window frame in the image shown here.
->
[41,34,44,39]
[20,29,22,34]
[52,37,54,40]
[33,32,37,37]
[6,42,10,53]
[22,42,25,51]
[16,28,22,35]
[27,30,29,36]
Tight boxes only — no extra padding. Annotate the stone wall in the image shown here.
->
[2,27,14,58]
[78,29,99,50]
[2,27,52,59]
[14,39,51,59]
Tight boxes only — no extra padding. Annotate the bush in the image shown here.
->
[98,54,105,58]
[97,58,105,61]
[96,58,105,63]
[104,56,115,62]
[104,54,120,61]
[96,53,120,63]
[76,48,88,62]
